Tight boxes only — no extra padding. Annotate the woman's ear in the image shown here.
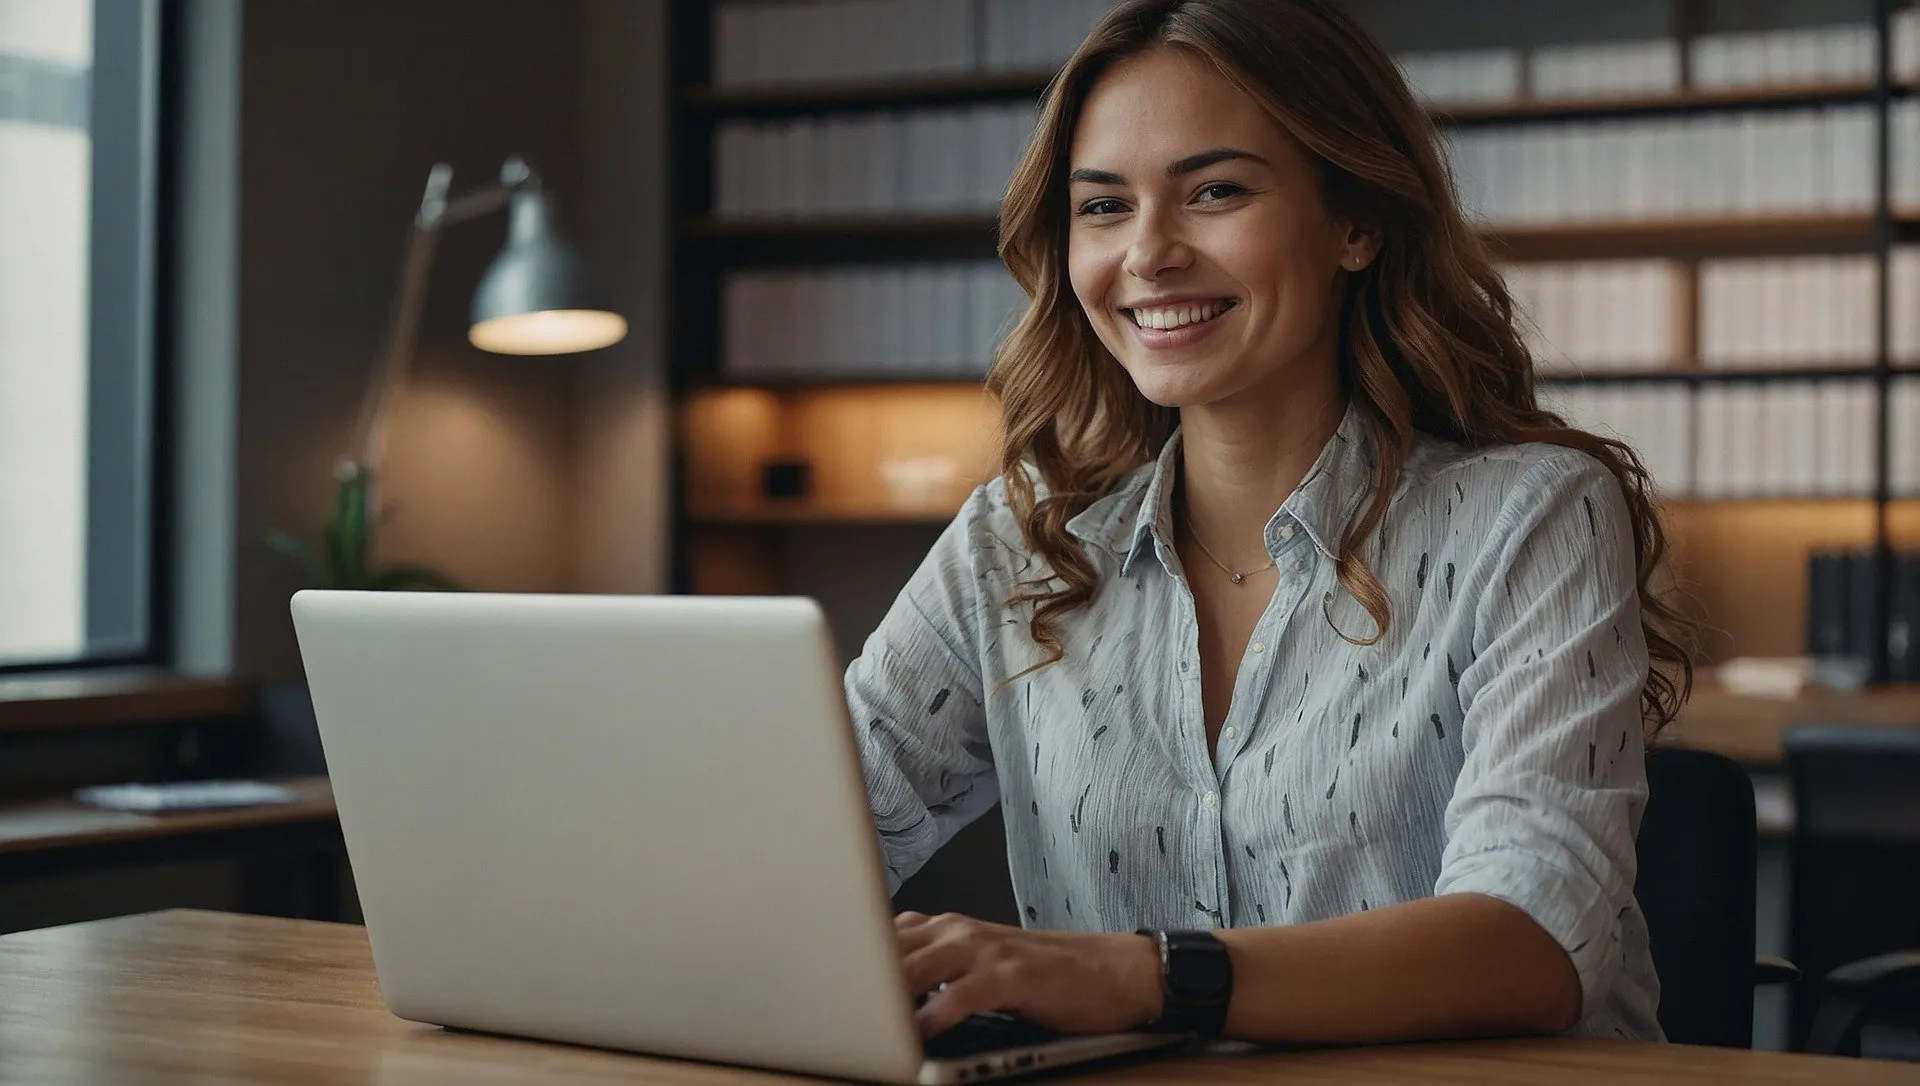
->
[1339,223,1381,272]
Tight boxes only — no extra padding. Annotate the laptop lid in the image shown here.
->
[291,590,926,1084]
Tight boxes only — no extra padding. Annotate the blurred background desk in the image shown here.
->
[0,672,346,931]
[1663,680,1920,766]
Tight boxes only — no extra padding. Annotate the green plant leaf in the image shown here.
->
[363,564,464,592]
[265,530,331,588]
[328,471,372,588]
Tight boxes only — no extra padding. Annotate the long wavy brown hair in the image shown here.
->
[985,0,1696,733]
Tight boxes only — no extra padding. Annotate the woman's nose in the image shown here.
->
[1122,210,1194,281]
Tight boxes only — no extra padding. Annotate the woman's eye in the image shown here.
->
[1194,182,1247,203]
[1076,197,1127,216]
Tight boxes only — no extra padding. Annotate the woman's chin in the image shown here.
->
[1121,363,1237,410]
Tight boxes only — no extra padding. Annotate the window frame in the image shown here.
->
[0,0,171,675]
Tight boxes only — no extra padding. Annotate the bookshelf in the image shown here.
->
[667,0,1920,681]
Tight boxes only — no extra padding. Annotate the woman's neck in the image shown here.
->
[1176,378,1347,571]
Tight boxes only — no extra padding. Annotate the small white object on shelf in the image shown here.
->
[1716,657,1814,700]
[73,779,297,813]
[877,456,960,508]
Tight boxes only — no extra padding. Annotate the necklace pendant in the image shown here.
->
[1229,572,1245,584]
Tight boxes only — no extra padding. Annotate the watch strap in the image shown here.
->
[1136,928,1233,1035]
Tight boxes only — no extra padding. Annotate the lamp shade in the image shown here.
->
[468,187,627,355]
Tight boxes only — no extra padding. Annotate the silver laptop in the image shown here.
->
[290,590,1189,1084]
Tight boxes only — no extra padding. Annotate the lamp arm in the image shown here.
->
[435,183,514,229]
[346,161,531,491]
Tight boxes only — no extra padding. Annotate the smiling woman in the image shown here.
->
[1065,67,1361,414]
[847,0,1700,1055]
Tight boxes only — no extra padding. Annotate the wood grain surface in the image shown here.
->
[0,909,1910,1084]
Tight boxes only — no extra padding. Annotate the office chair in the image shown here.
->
[891,803,1020,926]
[1637,747,1799,1048]
[1784,724,1920,1059]
[251,682,329,777]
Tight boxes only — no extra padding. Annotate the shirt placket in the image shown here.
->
[1219,517,1316,927]
[1162,514,1315,930]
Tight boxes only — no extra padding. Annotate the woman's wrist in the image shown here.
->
[1107,931,1166,1027]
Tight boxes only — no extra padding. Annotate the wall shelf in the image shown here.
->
[689,374,989,391]
[1438,80,1903,127]
[1539,366,1882,384]
[694,368,1901,390]
[688,504,959,526]
[1487,213,1918,261]
[691,73,1903,125]
[688,70,1052,118]
[686,212,1920,266]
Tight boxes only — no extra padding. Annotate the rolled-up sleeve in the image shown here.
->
[844,491,1000,893]
[1435,453,1651,1023]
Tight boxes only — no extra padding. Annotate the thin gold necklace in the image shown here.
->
[1182,514,1275,585]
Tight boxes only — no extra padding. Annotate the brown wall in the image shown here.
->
[568,0,673,596]
[233,0,591,681]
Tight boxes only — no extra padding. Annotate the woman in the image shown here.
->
[846,0,1694,1046]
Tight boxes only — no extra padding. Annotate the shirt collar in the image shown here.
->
[1064,402,1376,575]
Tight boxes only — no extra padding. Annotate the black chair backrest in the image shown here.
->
[1637,746,1758,1048]
[1783,724,1920,1050]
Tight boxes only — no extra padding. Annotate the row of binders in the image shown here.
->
[1805,549,1920,682]
[715,100,1920,223]
[1444,106,1883,224]
[711,3,1920,97]
[1699,256,1880,367]
[1540,379,1920,501]
[716,103,1037,218]
[724,262,1025,379]
[1503,261,1679,370]
[712,0,1115,86]
[1508,253,1920,372]
[728,255,1920,382]
[1404,17,1920,106]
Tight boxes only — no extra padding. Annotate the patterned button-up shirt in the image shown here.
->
[844,404,1662,1040]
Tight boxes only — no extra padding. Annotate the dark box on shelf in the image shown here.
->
[762,459,812,500]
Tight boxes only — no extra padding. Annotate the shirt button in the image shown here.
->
[1251,642,1266,654]
[1202,791,1219,810]
[1277,524,1294,542]
[1223,726,1238,740]
[1293,559,1306,573]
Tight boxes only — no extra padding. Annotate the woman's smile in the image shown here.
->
[1122,296,1240,348]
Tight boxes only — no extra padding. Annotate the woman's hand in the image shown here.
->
[895,911,1164,1038]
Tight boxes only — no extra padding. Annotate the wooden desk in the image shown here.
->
[0,910,1908,1084]
[1661,680,1920,766]
[0,778,343,918]
[0,776,336,856]
[0,669,255,735]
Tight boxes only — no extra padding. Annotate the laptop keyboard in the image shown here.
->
[922,1011,1062,1059]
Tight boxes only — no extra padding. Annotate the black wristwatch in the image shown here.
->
[1135,928,1234,1035]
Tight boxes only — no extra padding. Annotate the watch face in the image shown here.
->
[1175,947,1236,997]
[1171,940,1234,1000]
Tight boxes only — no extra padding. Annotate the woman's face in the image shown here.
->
[1066,47,1374,410]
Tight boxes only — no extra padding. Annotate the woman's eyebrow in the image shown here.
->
[1170,147,1268,175]
[1067,148,1270,186]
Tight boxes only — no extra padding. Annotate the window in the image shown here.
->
[0,0,161,670]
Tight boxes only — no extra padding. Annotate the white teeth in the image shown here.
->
[1129,301,1230,331]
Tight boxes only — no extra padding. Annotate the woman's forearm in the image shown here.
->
[1195,893,1582,1044]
